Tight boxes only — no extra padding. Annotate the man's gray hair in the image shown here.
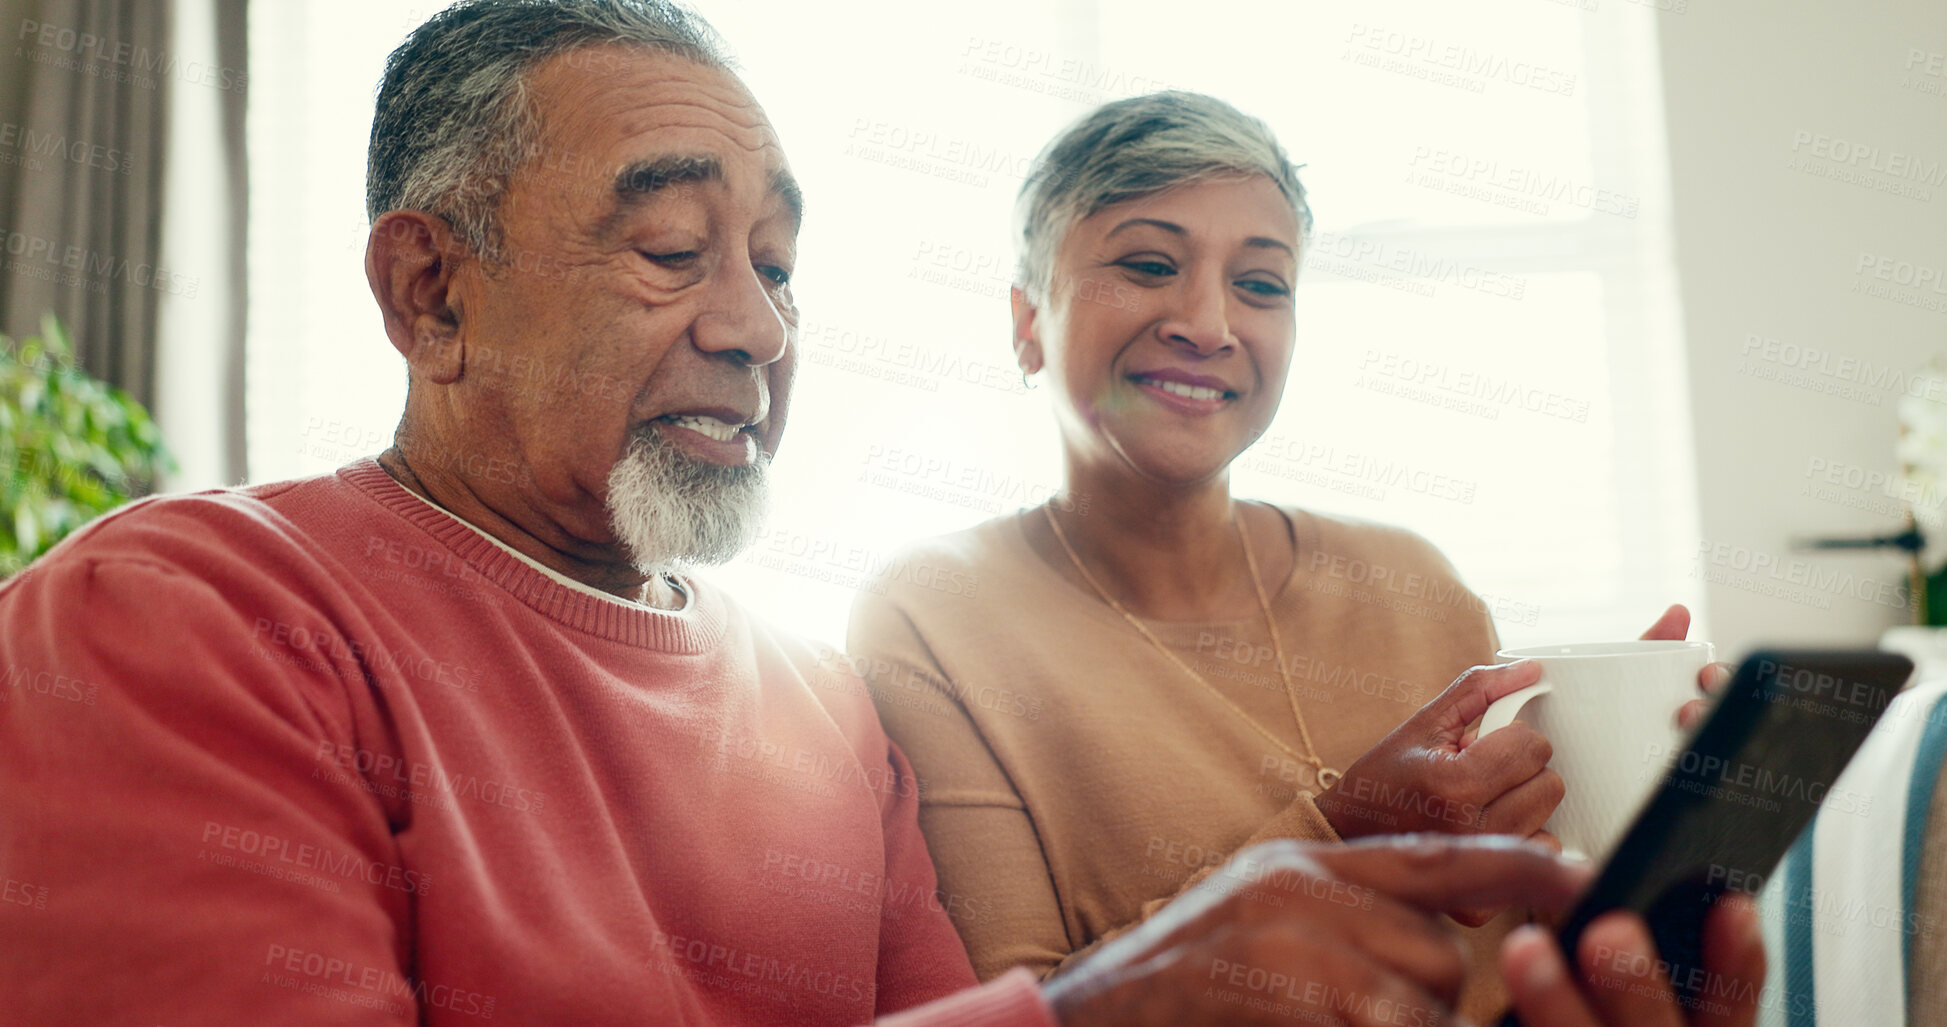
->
[367,0,731,260]
[1013,91,1312,305]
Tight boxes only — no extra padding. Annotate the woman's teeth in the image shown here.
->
[1141,378,1225,401]
[665,415,743,442]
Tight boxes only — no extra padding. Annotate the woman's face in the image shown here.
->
[1019,175,1300,489]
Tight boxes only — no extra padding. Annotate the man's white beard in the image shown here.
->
[605,426,769,576]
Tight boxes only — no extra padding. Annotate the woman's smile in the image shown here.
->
[1126,368,1239,415]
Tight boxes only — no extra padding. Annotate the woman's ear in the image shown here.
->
[1010,286,1044,375]
[365,210,469,385]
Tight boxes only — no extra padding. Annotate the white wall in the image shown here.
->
[1657,0,1947,654]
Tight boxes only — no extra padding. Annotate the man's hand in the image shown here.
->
[1045,836,1767,1027]
[1047,835,1589,1027]
[1502,894,1765,1027]
[1315,663,1565,924]
[1638,604,1735,731]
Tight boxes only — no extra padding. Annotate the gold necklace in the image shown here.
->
[1041,502,1341,791]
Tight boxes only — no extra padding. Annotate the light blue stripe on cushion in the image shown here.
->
[1902,693,1947,984]
[1783,825,1818,1027]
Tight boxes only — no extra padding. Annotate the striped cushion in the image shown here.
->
[1758,680,1947,1027]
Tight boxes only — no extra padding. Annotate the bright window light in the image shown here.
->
[248,0,1700,651]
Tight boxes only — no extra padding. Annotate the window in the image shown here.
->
[249,0,1700,649]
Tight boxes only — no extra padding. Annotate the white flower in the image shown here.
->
[1898,356,1947,573]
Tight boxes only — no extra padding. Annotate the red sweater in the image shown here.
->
[0,460,1053,1026]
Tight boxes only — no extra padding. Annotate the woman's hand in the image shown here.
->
[1638,604,1735,731]
[1315,662,1565,928]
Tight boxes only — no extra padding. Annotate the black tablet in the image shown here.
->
[1499,648,1914,1025]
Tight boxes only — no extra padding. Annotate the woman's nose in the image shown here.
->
[1154,272,1234,355]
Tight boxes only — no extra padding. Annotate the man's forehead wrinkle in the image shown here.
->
[517,49,793,236]
[525,50,771,151]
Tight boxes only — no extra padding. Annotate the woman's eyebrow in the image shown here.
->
[1105,217,1184,239]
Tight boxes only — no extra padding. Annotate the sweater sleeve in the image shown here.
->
[0,556,413,1025]
[846,648,1056,1027]
[849,593,1080,984]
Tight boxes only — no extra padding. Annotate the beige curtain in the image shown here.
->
[0,0,248,483]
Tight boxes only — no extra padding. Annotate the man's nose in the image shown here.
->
[1155,270,1235,355]
[691,258,789,366]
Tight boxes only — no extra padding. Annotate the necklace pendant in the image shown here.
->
[1315,766,1342,791]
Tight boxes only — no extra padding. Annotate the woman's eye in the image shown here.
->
[1117,259,1176,277]
[1237,278,1291,298]
[757,265,792,286]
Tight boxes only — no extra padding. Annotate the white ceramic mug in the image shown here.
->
[1477,640,1714,861]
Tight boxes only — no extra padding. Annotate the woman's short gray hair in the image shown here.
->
[1013,91,1312,305]
[367,0,731,261]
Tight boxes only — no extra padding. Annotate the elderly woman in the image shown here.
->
[847,91,1708,1021]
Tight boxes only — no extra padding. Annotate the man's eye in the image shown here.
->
[1117,259,1176,277]
[642,250,700,267]
[757,265,792,286]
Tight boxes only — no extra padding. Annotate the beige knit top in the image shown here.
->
[848,504,1517,1019]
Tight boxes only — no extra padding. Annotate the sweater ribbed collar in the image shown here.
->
[340,459,726,654]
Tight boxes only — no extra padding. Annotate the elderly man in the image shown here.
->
[0,1,1762,1024]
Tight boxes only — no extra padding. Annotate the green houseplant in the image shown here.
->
[1,314,173,576]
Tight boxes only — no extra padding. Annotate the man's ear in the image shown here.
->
[1010,286,1044,376]
[366,211,470,385]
